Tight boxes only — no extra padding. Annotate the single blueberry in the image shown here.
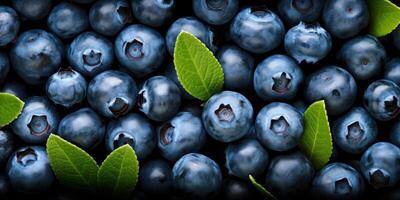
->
[254,54,304,101]
[58,108,105,150]
[192,0,239,25]
[322,0,369,39]
[105,113,155,160]
[384,58,400,86]
[132,0,175,27]
[0,6,20,46]
[304,66,357,115]
[311,163,364,200]
[255,102,303,151]
[0,52,10,85]
[46,67,87,108]
[10,29,64,85]
[47,2,89,39]
[265,152,314,198]
[88,70,137,118]
[278,0,324,25]
[333,107,378,154]
[360,142,400,189]
[363,79,400,121]
[337,35,386,80]
[0,130,14,163]
[12,0,52,20]
[172,153,222,198]
[89,0,132,36]
[202,91,253,143]
[6,146,54,193]
[225,139,269,179]
[230,6,285,54]
[137,76,181,122]
[217,45,255,91]
[11,96,59,144]
[285,22,332,64]
[139,159,172,196]
[67,31,114,77]
[115,24,166,77]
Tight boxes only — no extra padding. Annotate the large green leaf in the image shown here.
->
[97,145,139,198]
[368,0,400,37]
[0,93,24,127]
[46,134,99,191]
[174,31,224,101]
[299,100,333,169]
[249,175,278,200]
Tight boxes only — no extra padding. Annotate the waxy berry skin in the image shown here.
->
[132,0,175,27]
[192,0,239,25]
[0,6,20,47]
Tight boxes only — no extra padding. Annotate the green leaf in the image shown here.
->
[249,175,278,200]
[0,93,24,127]
[299,100,333,170]
[173,31,224,101]
[368,0,400,37]
[46,134,99,191]
[97,145,139,198]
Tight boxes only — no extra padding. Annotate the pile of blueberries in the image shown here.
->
[2,0,400,199]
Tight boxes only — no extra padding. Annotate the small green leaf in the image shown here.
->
[174,31,224,101]
[368,0,400,37]
[299,100,333,169]
[46,134,99,191]
[249,175,278,200]
[97,145,139,198]
[0,93,24,127]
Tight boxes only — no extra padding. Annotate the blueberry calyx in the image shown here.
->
[160,123,174,145]
[16,148,37,166]
[332,89,341,97]
[292,0,313,13]
[137,91,147,110]
[369,169,390,188]
[82,49,102,67]
[108,97,129,117]
[270,116,289,136]
[215,104,235,122]
[113,132,135,149]
[334,178,352,195]
[384,96,400,117]
[157,0,173,5]
[250,6,270,17]
[116,2,132,24]
[205,0,228,11]
[272,72,291,94]
[28,115,51,136]
[346,121,364,142]
[124,39,144,61]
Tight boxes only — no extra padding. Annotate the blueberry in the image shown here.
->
[285,22,332,64]
[164,62,193,99]
[132,0,175,27]
[360,142,400,189]
[322,0,369,39]
[221,179,253,200]
[115,24,166,77]
[337,35,386,80]
[277,0,324,25]
[265,152,314,198]
[217,45,255,91]
[225,139,269,179]
[67,31,114,77]
[192,0,239,25]
[254,54,304,101]
[137,76,181,122]
[0,130,14,163]
[11,96,59,144]
[0,6,19,47]
[6,146,54,193]
[105,113,155,160]
[172,153,222,198]
[390,121,400,147]
[0,52,10,85]
[363,80,400,121]
[230,6,285,54]
[392,26,400,50]
[46,67,87,108]
[1,80,29,100]
[304,66,357,115]
[10,29,64,85]
[333,107,378,154]
[166,16,215,55]
[58,108,105,150]
[0,174,11,196]
[384,58,400,86]
[255,102,303,151]
[311,163,364,200]
[47,2,89,39]
[88,70,137,118]
[202,91,253,143]
[139,159,172,196]
[89,0,132,36]
[12,0,52,20]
